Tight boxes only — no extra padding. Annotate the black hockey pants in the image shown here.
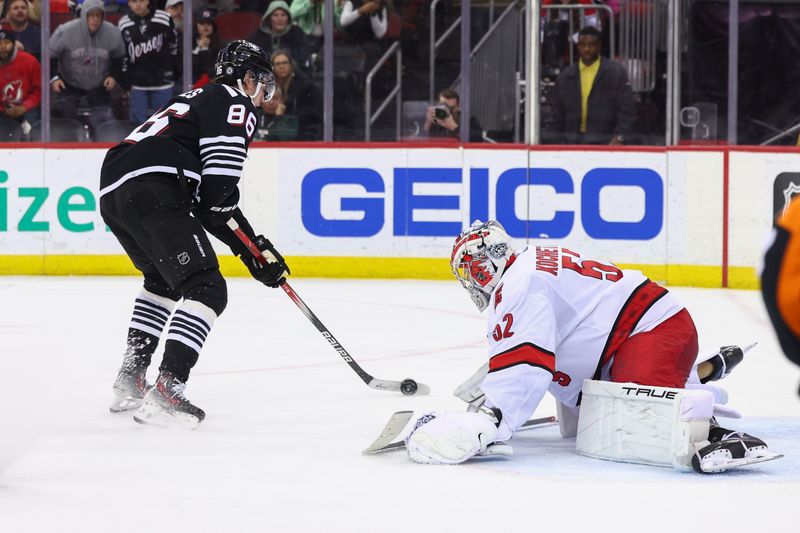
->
[99,175,228,315]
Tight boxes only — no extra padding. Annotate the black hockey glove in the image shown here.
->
[239,235,290,288]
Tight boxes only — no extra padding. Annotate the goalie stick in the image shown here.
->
[363,412,558,454]
[227,219,431,396]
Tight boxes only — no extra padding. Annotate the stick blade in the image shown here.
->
[368,379,431,396]
[362,411,414,454]
[741,341,759,354]
[518,415,557,431]
[362,413,558,455]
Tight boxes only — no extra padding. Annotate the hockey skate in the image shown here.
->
[692,425,783,474]
[109,363,150,413]
[133,372,205,429]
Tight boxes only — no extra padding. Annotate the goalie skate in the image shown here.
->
[133,372,205,429]
[109,365,150,413]
[692,426,783,474]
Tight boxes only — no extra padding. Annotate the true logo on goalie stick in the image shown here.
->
[620,386,677,399]
[177,252,190,265]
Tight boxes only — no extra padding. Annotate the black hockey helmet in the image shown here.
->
[214,40,275,101]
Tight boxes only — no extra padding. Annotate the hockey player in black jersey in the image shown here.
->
[100,40,289,428]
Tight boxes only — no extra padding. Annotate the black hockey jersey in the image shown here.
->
[118,8,178,89]
[99,83,258,230]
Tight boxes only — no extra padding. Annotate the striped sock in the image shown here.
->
[161,299,217,382]
[122,289,178,369]
[130,290,176,338]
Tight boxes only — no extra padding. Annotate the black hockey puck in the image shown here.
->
[400,379,419,396]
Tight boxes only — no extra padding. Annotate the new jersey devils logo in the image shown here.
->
[1,80,22,105]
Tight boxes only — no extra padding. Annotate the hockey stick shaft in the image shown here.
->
[226,219,432,395]
[226,219,375,384]
[278,280,375,385]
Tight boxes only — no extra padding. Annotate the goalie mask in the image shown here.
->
[450,220,514,312]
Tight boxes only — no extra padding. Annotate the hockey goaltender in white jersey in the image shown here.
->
[403,220,781,473]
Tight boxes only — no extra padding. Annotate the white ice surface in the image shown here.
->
[1,277,799,532]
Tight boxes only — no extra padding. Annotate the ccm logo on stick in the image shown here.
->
[300,167,663,240]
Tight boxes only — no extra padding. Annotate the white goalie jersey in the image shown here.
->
[481,245,685,441]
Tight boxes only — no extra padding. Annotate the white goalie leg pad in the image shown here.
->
[575,380,713,469]
[405,412,502,465]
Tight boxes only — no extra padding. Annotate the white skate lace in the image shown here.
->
[169,380,188,400]
[718,431,765,457]
[157,376,188,403]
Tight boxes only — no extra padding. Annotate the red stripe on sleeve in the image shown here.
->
[489,343,555,374]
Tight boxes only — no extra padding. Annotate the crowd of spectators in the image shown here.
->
[0,0,484,142]
[0,0,381,141]
[0,0,634,144]
[0,0,403,142]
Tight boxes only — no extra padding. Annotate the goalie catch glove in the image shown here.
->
[405,411,512,465]
[240,235,290,288]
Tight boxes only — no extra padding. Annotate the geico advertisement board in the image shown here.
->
[1,146,694,281]
[273,147,668,263]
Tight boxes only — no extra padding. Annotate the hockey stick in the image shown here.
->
[363,413,558,454]
[227,219,431,396]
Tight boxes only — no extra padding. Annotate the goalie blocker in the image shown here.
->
[576,380,782,473]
